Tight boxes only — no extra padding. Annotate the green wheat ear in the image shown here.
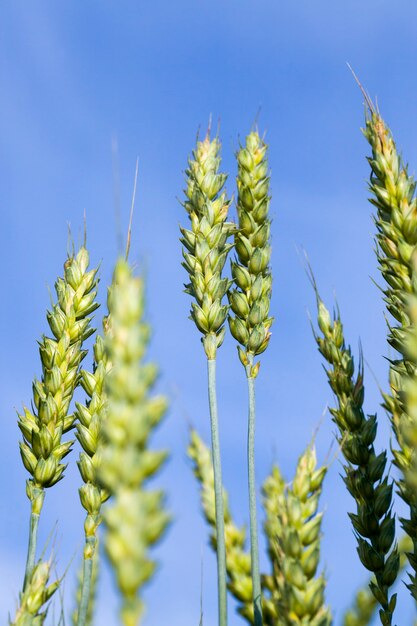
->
[98,258,170,626]
[181,130,235,359]
[11,559,60,626]
[18,245,99,590]
[343,535,413,626]
[229,130,273,369]
[263,444,331,626]
[313,291,398,626]
[228,129,273,626]
[363,102,417,603]
[180,129,234,626]
[74,324,111,626]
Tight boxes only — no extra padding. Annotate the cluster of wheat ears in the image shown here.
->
[9,93,417,626]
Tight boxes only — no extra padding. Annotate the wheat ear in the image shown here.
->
[314,294,398,625]
[343,535,412,626]
[228,130,273,626]
[98,258,170,626]
[18,246,99,590]
[363,105,417,601]
[73,326,111,626]
[263,445,331,625]
[11,559,60,626]
[180,130,234,626]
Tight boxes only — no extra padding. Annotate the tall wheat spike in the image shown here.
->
[363,101,417,601]
[229,130,273,626]
[18,246,99,590]
[313,292,398,626]
[98,258,170,626]
[180,129,235,626]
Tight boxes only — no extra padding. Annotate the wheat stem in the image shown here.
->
[77,536,96,626]
[245,354,262,626]
[23,505,41,591]
[207,358,228,626]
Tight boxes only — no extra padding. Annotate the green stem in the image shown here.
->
[23,512,39,591]
[23,487,44,591]
[77,537,96,626]
[207,358,227,626]
[245,354,263,626]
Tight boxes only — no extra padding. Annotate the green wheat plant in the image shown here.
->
[18,245,99,591]
[8,91,417,626]
[188,428,330,626]
[362,100,417,602]
[312,290,399,625]
[180,128,235,626]
[229,130,273,626]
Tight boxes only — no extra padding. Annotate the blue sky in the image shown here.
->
[1,2,417,624]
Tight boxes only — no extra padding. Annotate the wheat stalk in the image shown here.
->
[98,258,170,626]
[18,246,99,591]
[228,130,273,626]
[313,292,398,625]
[180,129,235,626]
[363,102,417,602]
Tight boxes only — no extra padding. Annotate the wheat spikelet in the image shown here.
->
[314,294,398,625]
[98,258,169,626]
